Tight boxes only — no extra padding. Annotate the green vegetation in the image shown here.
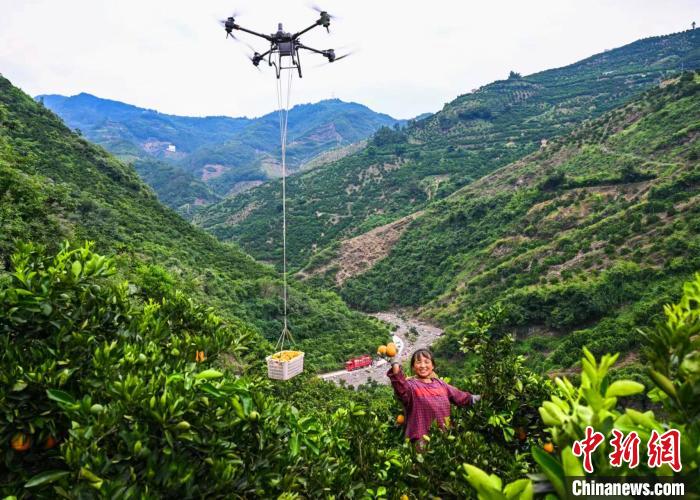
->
[1,28,698,499]
[196,29,699,270]
[342,72,700,370]
[1,76,387,373]
[464,274,700,496]
[41,94,399,216]
[132,157,221,213]
[1,242,696,497]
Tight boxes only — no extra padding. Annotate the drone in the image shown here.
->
[221,9,349,78]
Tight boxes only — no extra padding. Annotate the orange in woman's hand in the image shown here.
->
[386,342,397,357]
[377,345,387,356]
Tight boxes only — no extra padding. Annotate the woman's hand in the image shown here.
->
[471,394,482,404]
[390,354,401,374]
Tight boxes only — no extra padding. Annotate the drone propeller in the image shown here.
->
[219,10,243,36]
[219,10,243,22]
[248,52,263,70]
[327,48,354,62]
[310,4,336,18]
[313,49,354,68]
[226,31,257,53]
[309,4,335,32]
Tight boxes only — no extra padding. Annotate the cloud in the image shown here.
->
[1,0,698,119]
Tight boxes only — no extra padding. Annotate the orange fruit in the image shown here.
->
[377,345,387,356]
[400,495,409,500]
[543,442,554,453]
[396,414,405,425]
[386,343,397,357]
[44,436,58,449]
[10,432,30,452]
[516,427,527,441]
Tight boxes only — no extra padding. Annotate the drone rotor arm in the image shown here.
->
[291,22,323,40]
[252,48,273,65]
[233,24,274,42]
[296,42,326,56]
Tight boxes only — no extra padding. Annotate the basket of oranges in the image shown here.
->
[266,350,305,380]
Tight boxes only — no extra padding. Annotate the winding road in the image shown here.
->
[318,312,443,389]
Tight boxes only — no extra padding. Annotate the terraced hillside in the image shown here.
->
[196,29,700,269]
[40,94,399,216]
[1,76,389,372]
[342,72,700,369]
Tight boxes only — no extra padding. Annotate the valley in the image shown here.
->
[40,94,400,217]
[1,11,699,497]
[318,311,443,387]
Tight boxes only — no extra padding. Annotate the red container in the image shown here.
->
[345,355,372,371]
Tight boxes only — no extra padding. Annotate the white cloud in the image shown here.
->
[1,0,698,119]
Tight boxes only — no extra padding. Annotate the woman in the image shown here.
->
[387,348,480,443]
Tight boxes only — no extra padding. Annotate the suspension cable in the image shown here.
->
[275,69,294,351]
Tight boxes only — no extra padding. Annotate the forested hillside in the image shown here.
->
[196,29,700,269]
[40,93,399,215]
[342,73,700,370]
[1,76,388,372]
[2,30,698,499]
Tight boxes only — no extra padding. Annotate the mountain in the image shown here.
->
[194,29,700,270]
[345,72,700,369]
[2,76,388,373]
[37,93,400,214]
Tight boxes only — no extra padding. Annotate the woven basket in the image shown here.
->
[266,351,305,380]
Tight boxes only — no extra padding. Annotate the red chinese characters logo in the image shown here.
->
[572,426,605,473]
[648,429,682,472]
[570,427,683,473]
[608,429,640,468]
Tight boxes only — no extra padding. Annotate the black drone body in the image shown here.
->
[222,10,346,78]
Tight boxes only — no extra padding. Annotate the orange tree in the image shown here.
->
[462,273,700,498]
[450,305,553,454]
[0,242,323,497]
[0,242,555,498]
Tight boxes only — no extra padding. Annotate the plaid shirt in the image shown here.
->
[387,366,473,442]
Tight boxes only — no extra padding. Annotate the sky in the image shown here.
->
[1,0,698,120]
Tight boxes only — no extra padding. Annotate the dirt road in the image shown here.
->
[318,312,443,389]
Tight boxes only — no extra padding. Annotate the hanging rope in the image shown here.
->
[274,68,294,352]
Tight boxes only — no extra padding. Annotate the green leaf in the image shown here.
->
[561,446,585,477]
[532,446,566,499]
[289,433,300,457]
[462,464,505,498]
[175,421,191,431]
[79,467,103,490]
[649,370,677,399]
[24,470,70,488]
[194,369,223,380]
[46,389,77,408]
[199,383,224,398]
[504,479,533,500]
[90,404,105,414]
[605,380,645,397]
[680,351,700,377]
[12,381,28,392]
[71,261,82,279]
